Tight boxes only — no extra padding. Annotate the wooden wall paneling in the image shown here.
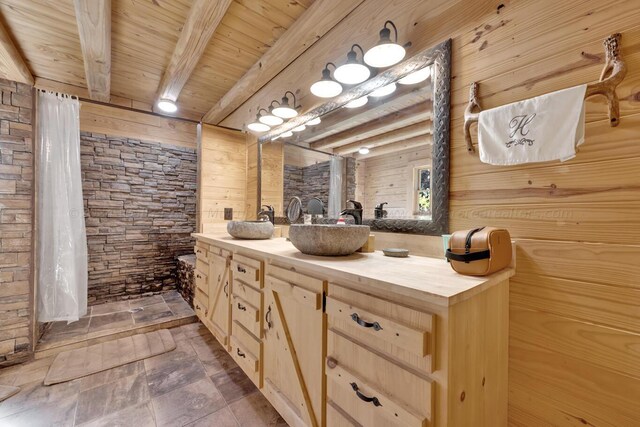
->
[336,124,432,155]
[352,137,432,159]
[73,0,111,102]
[154,0,232,107]
[79,102,197,148]
[0,18,33,85]
[202,0,364,124]
[246,136,258,220]
[199,124,247,230]
[260,141,284,215]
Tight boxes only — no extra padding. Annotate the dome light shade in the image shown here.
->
[157,99,177,113]
[280,131,293,138]
[292,124,306,132]
[306,117,321,125]
[364,21,408,68]
[310,64,343,98]
[334,44,370,85]
[259,113,284,126]
[370,83,396,97]
[345,96,368,109]
[247,121,270,132]
[399,66,431,85]
[358,147,370,155]
[272,92,299,119]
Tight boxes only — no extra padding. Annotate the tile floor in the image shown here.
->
[37,291,196,354]
[0,322,288,426]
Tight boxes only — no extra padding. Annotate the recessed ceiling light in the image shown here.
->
[344,96,368,109]
[157,99,177,113]
[358,147,370,155]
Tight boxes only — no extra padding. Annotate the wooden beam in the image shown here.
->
[202,0,365,125]
[155,0,232,108]
[311,103,432,151]
[335,121,432,155]
[352,135,432,159]
[0,19,33,85]
[289,84,431,145]
[74,0,111,102]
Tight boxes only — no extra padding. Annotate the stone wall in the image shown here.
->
[81,132,197,304]
[0,78,33,366]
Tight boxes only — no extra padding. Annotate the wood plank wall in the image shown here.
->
[199,124,246,231]
[247,0,640,423]
[247,137,284,219]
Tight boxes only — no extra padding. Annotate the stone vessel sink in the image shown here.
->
[288,224,370,256]
[227,220,273,240]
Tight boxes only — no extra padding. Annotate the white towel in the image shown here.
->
[478,84,587,165]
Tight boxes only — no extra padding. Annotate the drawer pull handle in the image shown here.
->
[237,348,246,358]
[350,382,382,407]
[265,305,272,329]
[237,303,247,311]
[195,304,201,310]
[351,313,383,331]
[224,281,229,297]
[196,274,202,279]
[237,265,247,274]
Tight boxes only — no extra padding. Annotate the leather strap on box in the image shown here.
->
[445,249,491,262]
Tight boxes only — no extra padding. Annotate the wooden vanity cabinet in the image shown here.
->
[262,264,326,427]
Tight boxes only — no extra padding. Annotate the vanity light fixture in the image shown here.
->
[258,103,284,126]
[272,91,299,119]
[370,83,397,97]
[292,124,306,132]
[334,44,371,85]
[364,21,408,68]
[247,119,270,133]
[344,96,368,109]
[358,147,370,155]
[306,117,321,126]
[280,131,293,138]
[310,63,343,98]
[398,66,431,85]
[157,98,178,113]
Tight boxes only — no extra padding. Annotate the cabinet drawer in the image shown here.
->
[195,287,208,310]
[195,258,209,276]
[232,279,261,310]
[194,244,208,262]
[327,401,360,427]
[327,283,435,373]
[327,329,432,427]
[232,320,261,358]
[230,336,260,387]
[194,295,208,322]
[231,254,262,288]
[231,295,260,338]
[195,269,207,294]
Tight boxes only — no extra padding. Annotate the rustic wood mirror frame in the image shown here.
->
[257,38,451,235]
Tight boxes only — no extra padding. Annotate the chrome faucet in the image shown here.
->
[258,205,274,224]
[340,200,363,225]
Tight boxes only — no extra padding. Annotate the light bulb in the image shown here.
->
[306,117,321,126]
[272,106,298,119]
[259,114,284,126]
[344,96,368,109]
[247,122,270,132]
[157,99,177,113]
[292,124,306,132]
[334,63,370,85]
[398,67,431,85]
[370,83,396,97]
[310,79,343,98]
[358,147,370,155]
[280,131,293,138]
[364,43,406,68]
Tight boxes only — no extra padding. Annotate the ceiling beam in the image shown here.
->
[155,0,232,109]
[0,20,33,85]
[74,0,111,102]
[353,135,432,160]
[335,121,432,155]
[311,103,432,151]
[202,0,365,125]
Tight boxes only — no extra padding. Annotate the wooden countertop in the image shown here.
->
[193,233,515,307]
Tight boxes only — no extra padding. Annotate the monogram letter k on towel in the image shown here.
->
[478,84,587,165]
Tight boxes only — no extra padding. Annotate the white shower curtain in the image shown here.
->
[328,156,344,218]
[37,91,88,322]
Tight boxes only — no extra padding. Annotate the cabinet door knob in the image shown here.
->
[237,303,247,311]
[236,265,247,274]
[351,382,382,407]
[351,313,383,331]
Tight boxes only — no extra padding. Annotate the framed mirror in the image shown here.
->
[257,38,451,235]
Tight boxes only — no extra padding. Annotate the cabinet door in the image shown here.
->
[263,265,326,427]
[207,253,231,347]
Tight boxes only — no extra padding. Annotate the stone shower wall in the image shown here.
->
[0,78,33,366]
[80,132,197,304]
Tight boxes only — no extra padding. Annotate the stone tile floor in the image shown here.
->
[0,322,288,426]
[37,291,196,354]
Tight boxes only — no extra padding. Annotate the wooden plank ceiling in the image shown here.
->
[0,0,325,122]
